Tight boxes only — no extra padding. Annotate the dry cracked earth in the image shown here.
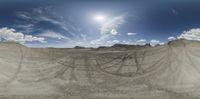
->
[0,39,200,99]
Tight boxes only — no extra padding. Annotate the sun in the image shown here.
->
[94,15,106,22]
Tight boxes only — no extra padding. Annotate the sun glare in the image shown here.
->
[94,15,106,22]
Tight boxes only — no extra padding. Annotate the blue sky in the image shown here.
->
[0,0,200,47]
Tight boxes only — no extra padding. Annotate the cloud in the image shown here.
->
[88,15,125,47]
[168,36,176,41]
[39,16,62,25]
[112,40,120,43]
[100,15,125,35]
[16,12,32,20]
[159,42,165,45]
[127,32,137,36]
[24,35,46,43]
[37,16,77,38]
[37,30,68,40]
[135,39,164,46]
[105,40,120,46]
[150,40,160,46]
[15,8,127,48]
[137,39,146,42]
[178,28,200,41]
[89,34,112,47]
[171,8,178,15]
[110,29,118,35]
[122,40,132,44]
[136,39,146,45]
[89,15,125,47]
[15,24,34,33]
[15,8,78,38]
[0,27,46,43]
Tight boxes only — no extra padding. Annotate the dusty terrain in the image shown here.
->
[0,39,200,99]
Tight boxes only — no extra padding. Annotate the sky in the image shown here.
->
[0,0,200,47]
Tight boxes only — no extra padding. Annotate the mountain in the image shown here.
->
[0,39,200,99]
[96,43,151,51]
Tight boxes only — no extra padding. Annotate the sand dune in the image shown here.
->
[0,39,200,99]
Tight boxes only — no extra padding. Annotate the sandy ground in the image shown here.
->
[0,39,200,99]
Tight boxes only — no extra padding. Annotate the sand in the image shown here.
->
[0,39,200,99]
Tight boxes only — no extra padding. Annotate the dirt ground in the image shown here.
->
[0,39,200,99]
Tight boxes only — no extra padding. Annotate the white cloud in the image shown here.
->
[16,12,31,20]
[16,9,78,38]
[0,27,46,43]
[178,28,200,41]
[135,39,164,46]
[110,29,118,35]
[24,35,46,43]
[159,42,165,45]
[136,39,146,43]
[122,40,132,45]
[37,30,68,40]
[168,36,176,41]
[38,16,74,35]
[150,40,160,46]
[127,32,137,36]
[112,40,120,43]
[89,15,125,47]
[100,15,125,35]
[136,39,146,45]
[39,16,63,26]
[89,34,111,46]
[105,40,120,46]
[15,24,34,33]
[37,16,77,38]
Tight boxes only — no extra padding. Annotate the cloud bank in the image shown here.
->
[150,40,160,46]
[178,28,200,41]
[0,27,46,43]
[168,36,176,41]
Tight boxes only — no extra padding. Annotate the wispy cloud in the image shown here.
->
[100,15,125,35]
[15,8,79,38]
[80,15,126,47]
[15,24,34,33]
[171,8,178,16]
[127,32,137,36]
[15,8,130,47]
[0,27,46,43]
[16,11,32,20]
[89,34,112,47]
[37,30,68,40]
